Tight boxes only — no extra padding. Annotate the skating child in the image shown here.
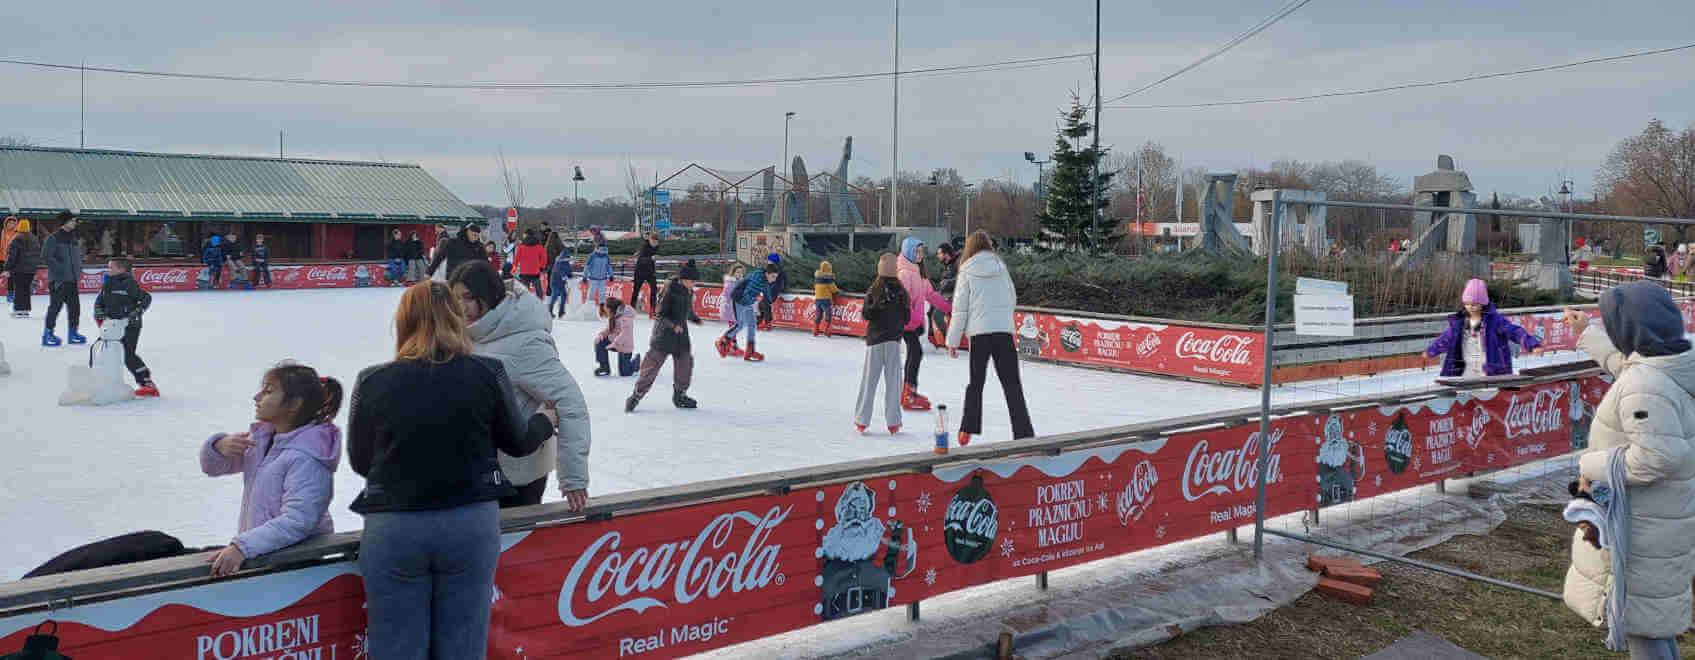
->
[716,263,777,362]
[594,298,641,377]
[757,253,787,331]
[896,237,953,411]
[200,362,344,576]
[627,260,703,412]
[252,235,272,288]
[854,254,910,435]
[584,245,613,305]
[718,264,747,356]
[548,250,574,318]
[93,257,158,397]
[1425,278,1542,378]
[812,260,841,337]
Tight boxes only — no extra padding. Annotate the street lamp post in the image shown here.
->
[964,183,974,237]
[1024,152,1049,201]
[783,111,797,174]
[1559,179,1575,269]
[572,166,586,228]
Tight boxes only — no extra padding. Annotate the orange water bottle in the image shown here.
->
[934,405,950,455]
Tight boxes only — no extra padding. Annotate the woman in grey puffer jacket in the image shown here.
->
[1563,281,1695,659]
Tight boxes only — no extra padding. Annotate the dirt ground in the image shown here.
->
[1113,502,1695,660]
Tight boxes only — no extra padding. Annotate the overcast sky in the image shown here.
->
[3,1,1692,209]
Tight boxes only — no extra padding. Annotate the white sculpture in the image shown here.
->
[60,318,136,406]
[0,340,10,376]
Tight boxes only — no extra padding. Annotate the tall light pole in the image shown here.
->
[1559,179,1575,268]
[572,166,586,228]
[964,182,974,237]
[1024,152,1049,201]
[1091,0,1102,248]
[783,111,797,174]
[890,0,901,229]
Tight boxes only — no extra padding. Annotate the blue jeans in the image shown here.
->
[358,500,501,660]
[587,278,608,304]
[548,281,570,315]
[387,258,404,283]
[733,304,758,343]
[595,337,639,376]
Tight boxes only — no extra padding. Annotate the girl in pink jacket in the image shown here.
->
[897,237,953,411]
[595,298,641,376]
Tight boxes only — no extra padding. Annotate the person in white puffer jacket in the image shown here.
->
[944,231,1033,445]
[1562,281,1695,660]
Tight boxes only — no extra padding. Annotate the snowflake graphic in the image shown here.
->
[1001,538,1015,558]
[1374,474,1383,488]
[1367,422,1379,436]
[353,630,370,660]
[915,492,933,514]
[1096,493,1111,512]
[491,585,503,604]
[1411,456,1422,471]
[924,568,938,586]
[1155,525,1167,539]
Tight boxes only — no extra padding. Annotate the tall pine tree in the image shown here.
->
[1037,93,1113,251]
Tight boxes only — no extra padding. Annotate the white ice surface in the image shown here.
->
[0,287,1583,581]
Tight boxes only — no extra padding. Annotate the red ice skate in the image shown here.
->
[714,336,732,358]
[743,341,764,362]
[957,431,972,447]
[888,425,901,435]
[854,422,867,434]
[900,383,931,411]
[135,383,160,398]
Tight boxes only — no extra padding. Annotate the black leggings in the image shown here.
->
[499,474,548,509]
[9,272,33,311]
[519,274,542,298]
[960,332,1034,439]
[902,329,924,386]
[630,272,660,312]
[121,322,151,385]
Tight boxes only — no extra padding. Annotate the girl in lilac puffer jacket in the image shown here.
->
[200,363,344,576]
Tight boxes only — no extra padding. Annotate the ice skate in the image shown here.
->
[714,336,732,358]
[957,431,972,447]
[67,330,87,345]
[134,383,160,398]
[743,341,764,362]
[900,383,930,411]
[624,395,639,413]
[854,422,867,434]
[42,330,61,347]
[672,391,697,409]
[888,425,901,435]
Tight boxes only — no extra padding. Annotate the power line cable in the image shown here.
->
[1108,42,1695,109]
[1103,0,1312,105]
[0,53,1090,91]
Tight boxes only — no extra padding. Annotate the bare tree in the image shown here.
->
[496,149,528,236]
[1598,118,1695,245]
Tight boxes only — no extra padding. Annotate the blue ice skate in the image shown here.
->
[67,330,87,344]
[42,329,62,347]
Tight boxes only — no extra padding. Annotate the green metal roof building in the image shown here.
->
[0,146,481,261]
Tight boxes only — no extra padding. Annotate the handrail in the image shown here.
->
[0,363,1603,615]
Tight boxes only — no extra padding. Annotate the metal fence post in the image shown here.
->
[1036,572,1049,590]
[907,602,920,622]
[1253,192,1283,560]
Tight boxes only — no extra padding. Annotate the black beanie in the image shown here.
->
[678,259,700,280]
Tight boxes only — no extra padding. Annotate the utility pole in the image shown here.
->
[1090,0,1102,248]
[80,59,86,148]
[890,0,900,229]
[278,130,284,159]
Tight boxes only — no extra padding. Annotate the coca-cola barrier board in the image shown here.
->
[0,377,1597,659]
[0,263,394,294]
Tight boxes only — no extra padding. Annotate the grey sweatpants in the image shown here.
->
[854,341,902,428]
[358,499,501,660]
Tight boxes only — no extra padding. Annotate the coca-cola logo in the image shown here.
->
[1173,332,1255,366]
[943,474,998,564]
[1466,408,1491,448]
[702,290,724,308]
[1059,324,1083,352]
[1180,428,1283,502]
[1135,331,1161,359]
[139,269,193,286]
[305,266,348,282]
[557,505,789,627]
[1502,387,1566,439]
[1115,460,1159,526]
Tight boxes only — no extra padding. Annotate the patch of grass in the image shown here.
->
[1113,504,1695,660]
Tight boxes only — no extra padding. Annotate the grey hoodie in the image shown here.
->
[468,281,593,490]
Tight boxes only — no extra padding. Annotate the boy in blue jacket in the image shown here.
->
[584,246,613,305]
[201,235,225,289]
[716,263,778,362]
[549,251,575,318]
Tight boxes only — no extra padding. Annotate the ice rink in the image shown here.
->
[0,286,1576,579]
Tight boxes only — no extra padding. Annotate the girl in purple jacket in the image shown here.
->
[200,363,344,576]
[1425,279,1543,378]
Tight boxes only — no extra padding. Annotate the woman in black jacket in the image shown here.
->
[348,281,555,659]
[630,232,661,317]
[627,259,703,412]
[7,220,40,317]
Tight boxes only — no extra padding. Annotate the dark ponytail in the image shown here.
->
[265,362,345,429]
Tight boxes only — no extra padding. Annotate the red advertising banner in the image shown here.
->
[0,376,1594,658]
[1007,312,1265,385]
[0,263,395,295]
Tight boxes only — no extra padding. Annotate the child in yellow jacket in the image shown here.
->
[812,260,841,337]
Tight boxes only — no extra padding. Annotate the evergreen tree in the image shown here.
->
[1036,93,1113,251]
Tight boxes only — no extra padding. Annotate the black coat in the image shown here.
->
[94,273,152,326]
[405,239,425,261]
[426,231,484,280]
[347,355,552,514]
[648,279,702,355]
[387,239,408,260]
[634,241,659,278]
[862,279,910,345]
[6,232,40,275]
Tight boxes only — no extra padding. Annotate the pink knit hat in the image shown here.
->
[1461,279,1489,305]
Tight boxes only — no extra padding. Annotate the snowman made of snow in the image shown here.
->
[59,318,135,406]
[1015,315,1047,356]
[819,482,916,621]
[1316,413,1365,505]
